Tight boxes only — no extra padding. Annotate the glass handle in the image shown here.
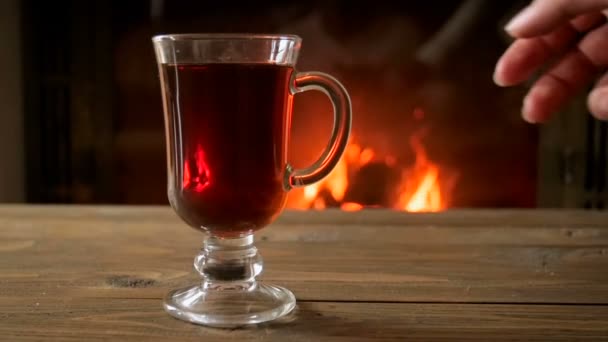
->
[285,71,352,189]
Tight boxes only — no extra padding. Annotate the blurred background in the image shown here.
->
[1,0,606,211]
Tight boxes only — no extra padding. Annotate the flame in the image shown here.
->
[403,167,441,211]
[183,144,211,192]
[326,155,349,202]
[286,127,454,212]
[394,131,444,212]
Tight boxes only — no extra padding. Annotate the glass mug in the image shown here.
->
[152,34,352,327]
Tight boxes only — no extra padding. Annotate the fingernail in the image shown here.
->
[521,95,536,123]
[493,65,506,87]
[522,90,550,124]
[590,89,608,120]
[505,6,534,35]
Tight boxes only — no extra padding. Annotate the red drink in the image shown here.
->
[160,63,294,237]
[154,35,351,325]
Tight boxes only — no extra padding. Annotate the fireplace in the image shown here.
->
[20,0,607,210]
[285,128,458,212]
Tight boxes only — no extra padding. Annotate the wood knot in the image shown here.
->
[107,275,156,288]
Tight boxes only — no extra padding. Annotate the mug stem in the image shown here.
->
[162,234,296,327]
[195,234,261,286]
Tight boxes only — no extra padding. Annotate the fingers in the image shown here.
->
[523,23,608,122]
[522,50,598,122]
[494,13,604,87]
[506,0,608,38]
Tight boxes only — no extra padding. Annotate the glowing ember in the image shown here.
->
[341,202,363,211]
[286,125,456,212]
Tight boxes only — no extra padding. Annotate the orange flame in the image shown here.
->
[286,127,455,212]
[394,131,444,212]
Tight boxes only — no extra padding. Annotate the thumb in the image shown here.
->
[506,0,608,37]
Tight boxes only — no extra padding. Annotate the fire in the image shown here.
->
[394,132,443,212]
[286,129,455,212]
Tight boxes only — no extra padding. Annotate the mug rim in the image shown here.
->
[152,33,302,43]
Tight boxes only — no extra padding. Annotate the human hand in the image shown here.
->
[493,0,608,123]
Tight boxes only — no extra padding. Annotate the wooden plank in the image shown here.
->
[0,297,606,341]
[2,241,607,304]
[1,205,607,304]
[2,208,608,246]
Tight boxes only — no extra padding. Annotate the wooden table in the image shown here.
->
[1,205,608,341]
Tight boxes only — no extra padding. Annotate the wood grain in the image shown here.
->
[1,205,607,340]
[1,298,607,341]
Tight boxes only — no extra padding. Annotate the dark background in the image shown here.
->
[1,0,605,209]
